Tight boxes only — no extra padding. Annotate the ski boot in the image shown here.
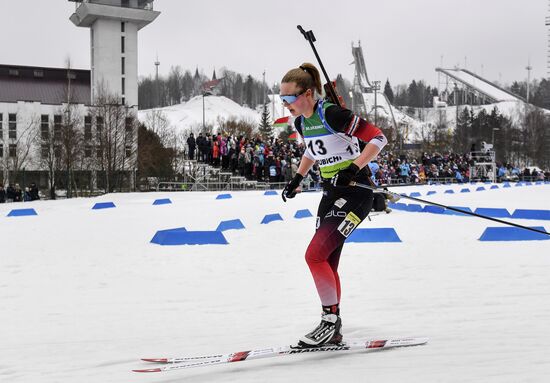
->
[298,311,343,348]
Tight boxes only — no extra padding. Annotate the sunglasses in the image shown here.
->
[280,89,306,104]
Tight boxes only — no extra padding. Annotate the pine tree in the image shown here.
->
[510,81,522,97]
[533,78,550,109]
[243,75,254,107]
[181,70,193,101]
[383,79,394,104]
[453,107,473,153]
[258,103,273,141]
[393,84,408,106]
[167,66,183,105]
[407,80,419,107]
[234,74,243,105]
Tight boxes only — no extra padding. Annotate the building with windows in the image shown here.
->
[0,65,90,189]
[0,0,159,194]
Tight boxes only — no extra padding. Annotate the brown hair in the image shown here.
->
[281,63,322,95]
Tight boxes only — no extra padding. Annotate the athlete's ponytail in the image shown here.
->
[281,63,322,96]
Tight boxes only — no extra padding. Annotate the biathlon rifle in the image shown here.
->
[297,25,344,107]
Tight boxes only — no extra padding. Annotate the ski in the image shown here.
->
[133,336,428,373]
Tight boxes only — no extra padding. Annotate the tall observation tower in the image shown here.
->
[68,0,160,107]
[547,0,550,77]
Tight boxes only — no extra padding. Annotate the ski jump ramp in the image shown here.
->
[436,68,525,103]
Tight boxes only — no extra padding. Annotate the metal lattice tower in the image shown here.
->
[526,58,532,103]
[154,54,160,107]
[350,41,370,116]
[350,41,398,132]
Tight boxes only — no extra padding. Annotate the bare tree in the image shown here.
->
[216,116,256,138]
[60,59,85,197]
[143,109,172,146]
[91,86,137,192]
[1,114,40,185]
[167,66,183,105]
[36,115,64,199]
[57,103,84,198]
[143,109,180,175]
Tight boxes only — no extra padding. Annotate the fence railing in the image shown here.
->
[156,181,274,192]
[154,175,546,193]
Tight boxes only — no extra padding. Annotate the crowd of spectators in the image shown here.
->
[186,132,309,185]
[369,152,547,185]
[186,132,548,186]
[0,183,40,203]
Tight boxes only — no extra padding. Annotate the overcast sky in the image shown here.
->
[1,0,548,89]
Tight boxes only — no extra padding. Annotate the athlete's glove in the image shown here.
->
[281,173,304,202]
[331,163,360,187]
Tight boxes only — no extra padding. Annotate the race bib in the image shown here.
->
[337,211,361,237]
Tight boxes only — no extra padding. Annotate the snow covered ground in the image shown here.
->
[1,183,549,382]
[138,95,261,136]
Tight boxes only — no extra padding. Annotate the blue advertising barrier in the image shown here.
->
[92,202,116,210]
[216,219,246,231]
[404,204,423,212]
[444,206,473,216]
[261,213,283,224]
[7,208,38,217]
[388,202,408,211]
[426,191,437,196]
[511,209,550,221]
[216,194,232,200]
[444,189,454,194]
[423,205,446,214]
[264,190,278,196]
[153,198,172,205]
[346,228,402,243]
[460,188,471,193]
[479,226,549,241]
[409,192,421,197]
[474,207,511,218]
[151,228,229,245]
[150,227,186,245]
[476,187,486,191]
[294,209,313,219]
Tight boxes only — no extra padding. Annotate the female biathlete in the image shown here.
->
[280,63,388,348]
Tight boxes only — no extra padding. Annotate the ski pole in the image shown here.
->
[297,25,341,107]
[350,181,550,236]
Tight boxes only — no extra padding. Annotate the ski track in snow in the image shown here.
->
[1,184,549,382]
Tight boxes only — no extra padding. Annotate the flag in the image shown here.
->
[288,132,298,141]
[273,116,290,128]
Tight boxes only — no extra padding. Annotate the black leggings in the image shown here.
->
[304,183,373,306]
